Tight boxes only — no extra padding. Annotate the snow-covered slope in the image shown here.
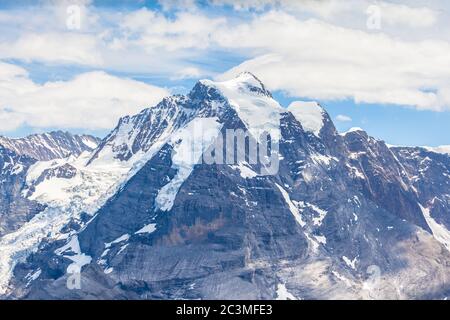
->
[0,146,44,236]
[288,101,326,137]
[423,145,450,155]
[202,72,283,140]
[0,131,100,161]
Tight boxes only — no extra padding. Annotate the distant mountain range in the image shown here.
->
[0,73,449,299]
[0,131,100,161]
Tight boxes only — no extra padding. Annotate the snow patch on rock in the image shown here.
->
[275,183,306,227]
[135,224,157,235]
[276,283,298,300]
[155,117,223,212]
[202,73,283,141]
[423,145,450,155]
[288,101,325,137]
[419,204,450,251]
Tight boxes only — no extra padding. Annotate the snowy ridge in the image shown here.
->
[88,96,186,165]
[0,131,100,161]
[0,150,144,294]
[202,72,283,141]
[288,101,325,137]
[423,145,450,155]
[230,162,259,179]
[342,127,365,136]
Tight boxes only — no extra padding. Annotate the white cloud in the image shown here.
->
[0,2,103,66]
[171,67,204,80]
[0,33,102,66]
[119,8,226,52]
[211,0,439,28]
[215,12,450,111]
[0,1,449,114]
[210,0,272,11]
[379,2,438,28]
[157,0,197,11]
[0,62,169,131]
[0,62,29,79]
[336,114,352,122]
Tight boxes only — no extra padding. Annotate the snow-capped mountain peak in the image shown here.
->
[90,72,284,169]
[201,71,272,97]
[288,101,326,137]
[342,127,365,136]
[199,73,283,140]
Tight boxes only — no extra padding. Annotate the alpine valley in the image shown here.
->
[0,73,449,300]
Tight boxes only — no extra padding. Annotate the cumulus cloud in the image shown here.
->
[0,0,450,116]
[210,0,439,28]
[0,1,102,66]
[216,12,450,111]
[0,33,102,66]
[0,62,169,132]
[379,2,438,28]
[119,8,226,52]
[0,6,223,72]
[157,0,197,11]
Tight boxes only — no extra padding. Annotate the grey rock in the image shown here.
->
[0,131,100,161]
[3,74,450,300]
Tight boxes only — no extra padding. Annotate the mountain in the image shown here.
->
[1,73,450,299]
[0,131,101,237]
[423,145,450,155]
[0,131,101,161]
[0,146,45,236]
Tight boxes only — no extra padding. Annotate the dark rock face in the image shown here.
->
[0,131,100,161]
[87,96,190,164]
[391,147,450,229]
[0,146,45,236]
[33,164,77,187]
[2,74,450,300]
[343,130,430,231]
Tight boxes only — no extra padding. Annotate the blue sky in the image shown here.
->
[0,0,449,147]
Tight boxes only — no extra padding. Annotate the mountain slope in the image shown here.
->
[0,131,101,237]
[0,146,45,236]
[391,146,450,248]
[0,131,101,161]
[1,73,450,299]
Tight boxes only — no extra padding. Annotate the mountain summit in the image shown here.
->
[0,75,449,300]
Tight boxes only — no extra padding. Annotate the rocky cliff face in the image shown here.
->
[1,73,449,299]
[0,131,100,162]
[0,146,45,236]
